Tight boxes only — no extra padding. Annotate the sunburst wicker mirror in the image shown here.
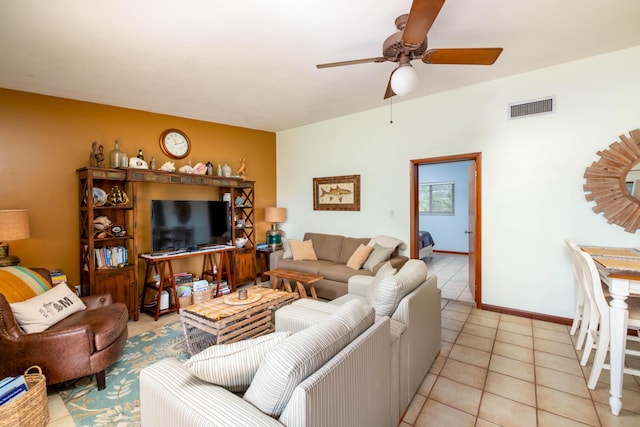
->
[583,129,640,233]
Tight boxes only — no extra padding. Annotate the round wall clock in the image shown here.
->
[159,129,191,159]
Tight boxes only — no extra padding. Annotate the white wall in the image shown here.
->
[276,46,640,318]
[419,161,471,252]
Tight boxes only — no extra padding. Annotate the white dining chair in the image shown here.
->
[564,239,590,350]
[575,250,640,389]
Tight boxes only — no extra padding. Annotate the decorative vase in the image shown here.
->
[109,140,124,168]
[222,164,232,177]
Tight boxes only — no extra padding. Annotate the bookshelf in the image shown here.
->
[77,167,138,320]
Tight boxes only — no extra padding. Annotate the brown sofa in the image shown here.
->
[270,232,408,300]
[0,268,128,389]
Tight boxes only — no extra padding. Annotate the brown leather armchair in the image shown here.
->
[0,269,128,390]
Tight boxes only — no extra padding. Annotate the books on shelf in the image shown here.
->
[94,246,128,269]
[0,375,28,406]
[212,280,230,295]
[174,272,194,285]
[49,269,67,284]
[192,279,209,293]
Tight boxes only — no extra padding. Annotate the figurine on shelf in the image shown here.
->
[129,157,148,169]
[107,186,129,206]
[137,149,144,160]
[89,141,105,168]
[237,158,246,180]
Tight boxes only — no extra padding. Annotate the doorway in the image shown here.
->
[410,152,482,307]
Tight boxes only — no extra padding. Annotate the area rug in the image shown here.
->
[56,321,189,427]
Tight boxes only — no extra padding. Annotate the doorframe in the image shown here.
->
[410,152,482,307]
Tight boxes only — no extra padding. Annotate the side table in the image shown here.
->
[256,247,276,282]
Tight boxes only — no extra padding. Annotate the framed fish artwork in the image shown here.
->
[313,175,360,211]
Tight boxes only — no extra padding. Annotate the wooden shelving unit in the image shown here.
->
[222,185,256,285]
[78,167,257,320]
[77,167,138,320]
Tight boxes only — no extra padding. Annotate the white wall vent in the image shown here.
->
[508,96,555,119]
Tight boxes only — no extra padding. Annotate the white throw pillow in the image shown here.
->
[368,260,427,317]
[282,238,293,259]
[368,235,405,251]
[363,243,394,272]
[10,283,87,333]
[184,332,290,392]
[244,299,374,417]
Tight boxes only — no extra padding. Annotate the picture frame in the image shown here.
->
[313,175,360,211]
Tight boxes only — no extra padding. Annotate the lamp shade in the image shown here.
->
[390,65,418,96]
[0,209,30,242]
[265,207,286,224]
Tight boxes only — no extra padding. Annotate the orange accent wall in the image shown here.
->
[0,88,276,285]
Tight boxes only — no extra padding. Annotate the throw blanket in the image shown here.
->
[0,266,51,303]
[418,230,435,248]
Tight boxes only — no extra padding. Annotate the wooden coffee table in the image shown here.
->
[180,286,297,355]
[264,269,323,300]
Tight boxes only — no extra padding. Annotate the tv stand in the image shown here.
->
[139,246,236,320]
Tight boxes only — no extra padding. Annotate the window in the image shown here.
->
[419,182,454,215]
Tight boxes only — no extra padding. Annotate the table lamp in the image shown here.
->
[0,209,30,267]
[265,207,286,249]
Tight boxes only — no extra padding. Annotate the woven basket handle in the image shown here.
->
[24,365,43,375]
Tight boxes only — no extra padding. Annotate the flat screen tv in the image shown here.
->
[150,200,230,252]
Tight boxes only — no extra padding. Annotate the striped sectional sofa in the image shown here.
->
[140,299,393,427]
[275,260,441,424]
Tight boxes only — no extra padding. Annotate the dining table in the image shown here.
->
[579,245,640,416]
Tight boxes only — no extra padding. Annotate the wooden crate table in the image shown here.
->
[180,286,297,354]
[264,269,323,300]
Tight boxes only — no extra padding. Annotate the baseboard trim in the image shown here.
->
[433,250,469,255]
[481,304,573,326]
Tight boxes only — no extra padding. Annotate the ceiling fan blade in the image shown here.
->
[422,48,503,65]
[402,0,445,48]
[316,57,387,69]
[384,70,396,99]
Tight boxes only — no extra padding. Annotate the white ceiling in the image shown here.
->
[2,0,640,132]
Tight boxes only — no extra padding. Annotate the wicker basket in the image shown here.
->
[178,295,193,309]
[0,366,49,427]
[192,288,213,304]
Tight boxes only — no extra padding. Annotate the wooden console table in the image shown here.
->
[139,246,236,320]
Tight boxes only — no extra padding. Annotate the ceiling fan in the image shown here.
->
[316,0,503,99]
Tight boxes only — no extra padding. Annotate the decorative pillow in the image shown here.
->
[368,259,427,317]
[368,235,405,251]
[10,283,86,333]
[244,299,374,417]
[346,244,374,270]
[184,332,290,392]
[366,262,397,307]
[290,239,317,261]
[0,266,52,303]
[282,238,293,259]
[363,244,394,272]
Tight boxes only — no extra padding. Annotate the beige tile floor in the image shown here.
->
[400,300,640,427]
[47,287,640,426]
[426,253,474,304]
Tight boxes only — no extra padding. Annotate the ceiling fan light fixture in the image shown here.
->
[390,64,418,96]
